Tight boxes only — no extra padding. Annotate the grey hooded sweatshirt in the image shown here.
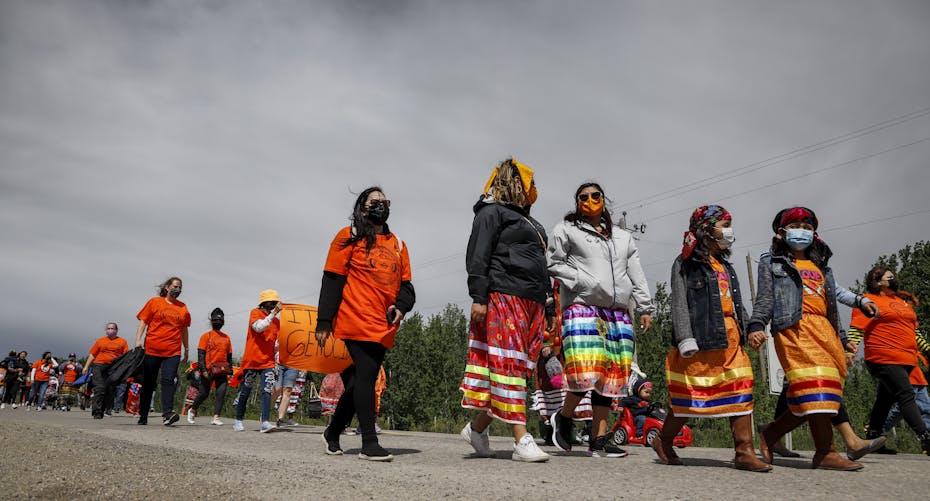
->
[547,220,655,315]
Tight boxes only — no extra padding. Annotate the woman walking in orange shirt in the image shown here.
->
[316,186,415,461]
[135,276,191,426]
[850,266,930,455]
[188,308,233,426]
[84,323,129,419]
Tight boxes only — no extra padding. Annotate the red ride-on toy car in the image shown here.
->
[610,403,693,448]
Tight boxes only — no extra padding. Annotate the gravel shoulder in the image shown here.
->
[1,409,927,500]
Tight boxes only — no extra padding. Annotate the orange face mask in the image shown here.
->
[579,197,603,217]
[525,184,538,205]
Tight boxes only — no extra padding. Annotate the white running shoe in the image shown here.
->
[233,420,244,432]
[260,421,275,433]
[187,409,196,424]
[1,403,5,409]
[211,417,224,426]
[512,434,550,462]
[460,422,494,457]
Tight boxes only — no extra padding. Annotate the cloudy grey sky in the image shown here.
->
[2,1,929,360]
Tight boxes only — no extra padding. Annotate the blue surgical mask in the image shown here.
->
[785,228,814,250]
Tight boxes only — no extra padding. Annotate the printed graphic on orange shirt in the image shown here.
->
[715,270,731,300]
[800,268,825,297]
[277,303,352,374]
[368,244,401,287]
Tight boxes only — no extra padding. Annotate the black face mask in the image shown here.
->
[366,204,390,225]
[211,321,224,331]
[168,287,182,298]
[887,278,899,292]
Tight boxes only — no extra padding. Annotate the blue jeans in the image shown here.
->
[235,368,276,422]
[113,383,127,411]
[633,414,646,436]
[28,381,49,407]
[883,386,930,432]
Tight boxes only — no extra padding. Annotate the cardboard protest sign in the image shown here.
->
[278,303,352,374]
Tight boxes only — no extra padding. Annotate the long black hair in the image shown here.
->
[343,186,387,251]
[564,182,614,237]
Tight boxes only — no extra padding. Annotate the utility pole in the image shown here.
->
[746,253,766,389]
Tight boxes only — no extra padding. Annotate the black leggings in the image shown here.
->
[328,340,387,443]
[866,362,927,436]
[775,383,849,426]
[191,375,228,416]
[139,354,180,418]
[572,391,613,408]
[2,378,20,404]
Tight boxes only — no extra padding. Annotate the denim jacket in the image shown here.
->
[747,253,866,338]
[670,256,748,353]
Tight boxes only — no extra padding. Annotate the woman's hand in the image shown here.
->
[315,329,332,346]
[470,303,487,326]
[861,302,879,318]
[387,305,404,326]
[748,330,768,351]
[639,315,652,333]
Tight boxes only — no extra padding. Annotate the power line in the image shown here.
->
[617,106,930,211]
[645,135,930,224]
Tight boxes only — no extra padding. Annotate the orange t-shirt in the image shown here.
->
[796,259,828,317]
[89,336,130,365]
[323,227,412,348]
[137,296,191,357]
[241,308,278,370]
[59,361,81,384]
[198,330,233,370]
[851,293,919,366]
[31,360,52,382]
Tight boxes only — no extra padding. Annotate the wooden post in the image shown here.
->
[746,253,768,390]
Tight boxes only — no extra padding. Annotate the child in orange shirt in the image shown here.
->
[233,291,281,433]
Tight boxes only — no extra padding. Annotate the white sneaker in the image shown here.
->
[260,421,275,433]
[187,409,196,424]
[460,422,494,457]
[12,404,18,409]
[211,417,224,426]
[513,434,550,462]
[233,420,244,432]
[1,403,5,409]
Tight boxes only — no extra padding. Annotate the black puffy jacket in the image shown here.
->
[466,198,549,305]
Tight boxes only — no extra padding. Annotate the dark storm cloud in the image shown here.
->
[1,1,928,358]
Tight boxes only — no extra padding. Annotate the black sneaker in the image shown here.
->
[137,416,148,425]
[589,435,629,458]
[162,412,180,426]
[322,428,343,456]
[359,442,394,462]
[92,414,103,420]
[276,419,286,429]
[550,410,574,452]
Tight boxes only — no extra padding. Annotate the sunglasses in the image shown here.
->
[367,199,391,209]
[577,192,602,202]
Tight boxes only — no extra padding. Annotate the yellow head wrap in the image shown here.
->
[482,159,535,198]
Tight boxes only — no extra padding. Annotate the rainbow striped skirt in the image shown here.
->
[561,304,634,398]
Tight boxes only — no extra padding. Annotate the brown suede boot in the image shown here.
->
[810,416,863,471]
[759,412,805,464]
[731,415,772,472]
[652,408,686,466]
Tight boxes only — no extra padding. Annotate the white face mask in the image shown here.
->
[716,227,735,249]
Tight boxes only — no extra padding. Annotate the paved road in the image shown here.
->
[1,408,927,500]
